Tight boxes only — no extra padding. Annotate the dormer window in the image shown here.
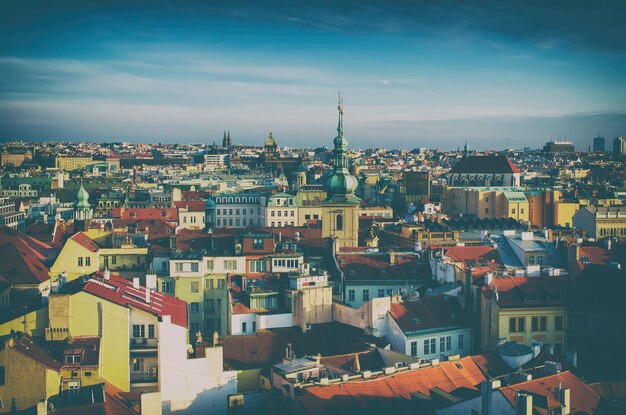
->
[65,354,81,364]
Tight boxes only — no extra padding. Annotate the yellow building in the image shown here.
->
[358,206,393,219]
[55,156,94,171]
[573,205,626,238]
[525,190,579,229]
[1,149,32,167]
[479,276,567,354]
[50,229,149,281]
[0,333,101,413]
[443,186,529,222]
[295,188,326,226]
[321,98,360,249]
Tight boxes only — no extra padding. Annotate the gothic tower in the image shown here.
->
[321,94,360,249]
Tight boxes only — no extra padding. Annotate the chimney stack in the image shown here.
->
[516,392,533,415]
[133,277,140,289]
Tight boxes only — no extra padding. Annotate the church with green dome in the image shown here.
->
[321,95,360,249]
[75,182,93,220]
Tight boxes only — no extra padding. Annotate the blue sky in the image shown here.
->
[1,0,625,149]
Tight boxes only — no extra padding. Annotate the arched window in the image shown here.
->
[336,214,344,231]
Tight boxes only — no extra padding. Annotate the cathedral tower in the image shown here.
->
[321,94,360,249]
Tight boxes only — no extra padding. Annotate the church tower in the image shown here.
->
[321,94,360,249]
[75,182,92,220]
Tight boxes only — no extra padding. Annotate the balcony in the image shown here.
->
[130,337,158,351]
[130,371,158,384]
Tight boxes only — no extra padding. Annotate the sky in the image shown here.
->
[1,0,625,150]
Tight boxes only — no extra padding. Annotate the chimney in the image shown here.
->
[37,399,48,415]
[133,278,140,289]
[558,387,571,415]
[484,272,493,285]
[481,379,501,415]
[544,361,561,375]
[516,392,533,415]
[103,268,110,280]
[145,288,151,303]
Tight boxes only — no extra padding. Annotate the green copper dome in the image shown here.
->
[76,182,91,209]
[324,94,359,203]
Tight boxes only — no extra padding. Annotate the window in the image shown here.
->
[485,208,489,214]
[528,256,535,265]
[235,209,240,215]
[424,339,430,354]
[85,257,91,267]
[252,321,256,332]
[431,338,436,354]
[510,317,525,332]
[348,290,355,302]
[191,263,199,272]
[190,322,199,334]
[133,358,144,372]
[161,281,174,293]
[175,263,183,272]
[253,238,264,249]
[0,366,4,385]
[206,299,214,310]
[537,256,543,265]
[512,209,516,214]
[111,255,117,265]
[65,355,80,364]
[410,341,417,356]
[190,281,199,293]
[555,316,563,331]
[336,214,343,231]
[190,302,199,313]
[458,334,464,349]
[520,208,524,214]
[362,289,369,301]
[133,324,145,338]
[440,337,446,353]
[217,279,225,289]
[378,289,385,298]
[217,299,222,309]
[242,322,247,333]
[148,324,155,338]
[531,316,547,332]
[206,279,214,289]
[77,257,83,267]
[446,336,451,351]
[387,289,393,296]
[223,260,237,270]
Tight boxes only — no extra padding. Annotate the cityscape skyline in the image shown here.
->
[1,0,625,149]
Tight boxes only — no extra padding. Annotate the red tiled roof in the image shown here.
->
[337,253,431,281]
[174,200,205,211]
[221,323,383,370]
[297,356,485,414]
[83,272,187,328]
[0,225,52,285]
[70,231,99,252]
[113,207,178,222]
[578,245,612,270]
[500,371,600,415]
[389,296,467,333]
[482,276,567,308]
[9,333,63,371]
[450,155,520,174]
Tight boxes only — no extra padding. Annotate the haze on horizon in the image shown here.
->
[1,0,625,150]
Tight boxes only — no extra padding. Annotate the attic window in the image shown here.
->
[65,355,81,364]
[455,363,463,369]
